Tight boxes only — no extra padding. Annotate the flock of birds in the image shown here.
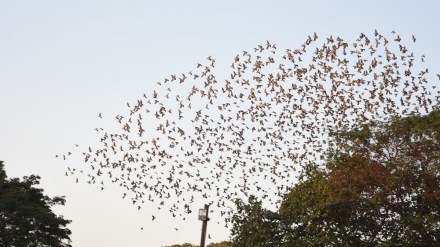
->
[59,30,439,229]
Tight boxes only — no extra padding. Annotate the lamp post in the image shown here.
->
[198,204,209,247]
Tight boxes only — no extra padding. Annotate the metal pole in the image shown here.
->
[200,204,209,247]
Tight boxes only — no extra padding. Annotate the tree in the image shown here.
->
[165,241,231,247]
[280,110,440,246]
[165,243,197,247]
[207,241,231,247]
[229,110,440,246]
[229,196,283,247]
[0,161,72,247]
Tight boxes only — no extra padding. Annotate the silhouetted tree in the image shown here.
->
[0,161,72,247]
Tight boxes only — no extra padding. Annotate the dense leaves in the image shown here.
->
[230,110,440,246]
[166,243,197,247]
[207,241,231,247]
[165,241,231,247]
[230,196,282,247]
[0,161,72,247]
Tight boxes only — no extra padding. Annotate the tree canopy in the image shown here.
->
[165,241,231,247]
[229,110,440,246]
[166,243,197,247]
[229,196,282,247]
[0,161,72,247]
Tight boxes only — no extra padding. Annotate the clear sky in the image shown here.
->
[1,1,439,246]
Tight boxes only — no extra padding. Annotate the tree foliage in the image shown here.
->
[165,241,231,247]
[207,241,231,247]
[229,196,282,247]
[166,243,197,247]
[0,161,72,247]
[230,110,440,246]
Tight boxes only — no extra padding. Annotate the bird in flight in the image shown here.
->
[61,30,439,230]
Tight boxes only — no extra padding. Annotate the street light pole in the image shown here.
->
[199,204,210,247]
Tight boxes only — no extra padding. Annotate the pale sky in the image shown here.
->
[1,1,439,246]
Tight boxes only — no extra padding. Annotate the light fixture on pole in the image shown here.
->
[198,204,209,247]
[198,207,207,221]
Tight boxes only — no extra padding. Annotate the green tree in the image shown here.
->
[0,161,72,247]
[280,110,440,246]
[229,110,440,246]
[278,166,331,246]
[229,196,283,247]
[165,244,197,247]
[165,241,231,247]
[207,241,231,247]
